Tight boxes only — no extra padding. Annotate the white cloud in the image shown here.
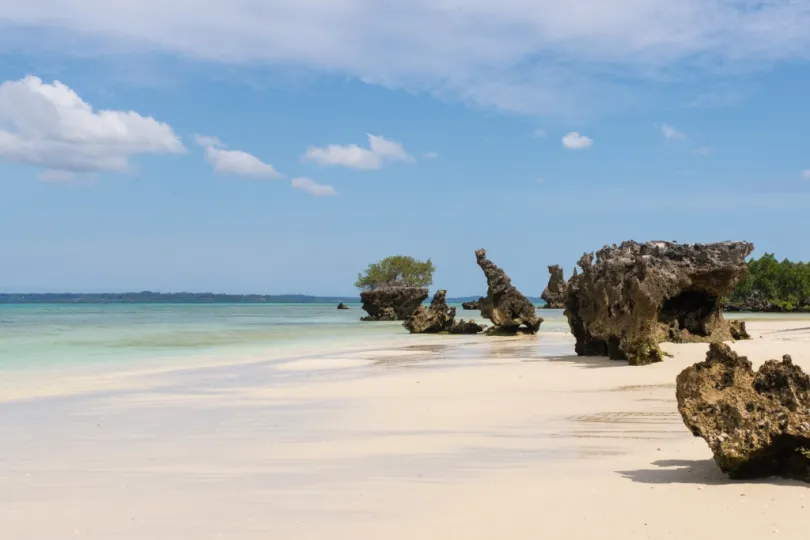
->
[303,134,412,170]
[4,2,810,117]
[38,170,77,183]
[661,123,686,140]
[695,146,712,156]
[195,135,282,178]
[562,132,593,150]
[193,134,223,148]
[535,177,546,183]
[424,151,439,159]
[802,169,810,180]
[0,75,184,174]
[292,177,336,196]
[533,129,547,138]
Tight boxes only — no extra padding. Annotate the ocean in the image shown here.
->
[0,303,572,375]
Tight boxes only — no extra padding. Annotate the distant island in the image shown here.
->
[0,292,544,305]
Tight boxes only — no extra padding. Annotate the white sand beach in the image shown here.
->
[2,319,810,539]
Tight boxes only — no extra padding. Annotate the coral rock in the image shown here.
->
[336,302,350,310]
[676,342,810,482]
[461,300,481,311]
[541,265,568,309]
[564,241,753,365]
[360,287,428,321]
[404,290,486,334]
[475,249,543,335]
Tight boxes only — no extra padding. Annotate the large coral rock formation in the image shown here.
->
[475,249,543,335]
[676,342,810,482]
[404,290,485,334]
[541,265,568,309]
[461,300,481,311]
[564,241,753,365]
[360,287,428,321]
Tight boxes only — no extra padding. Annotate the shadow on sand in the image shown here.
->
[541,354,626,369]
[619,459,805,487]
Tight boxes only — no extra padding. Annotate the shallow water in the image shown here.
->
[0,303,570,374]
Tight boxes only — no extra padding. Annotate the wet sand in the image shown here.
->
[1,321,809,539]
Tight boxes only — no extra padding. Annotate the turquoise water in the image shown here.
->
[0,303,570,373]
[2,303,805,375]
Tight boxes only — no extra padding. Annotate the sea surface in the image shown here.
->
[2,303,804,377]
[0,303,571,375]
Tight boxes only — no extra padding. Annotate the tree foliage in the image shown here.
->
[355,255,435,290]
[728,253,810,312]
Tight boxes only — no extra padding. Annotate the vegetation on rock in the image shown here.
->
[726,253,810,312]
[354,256,435,290]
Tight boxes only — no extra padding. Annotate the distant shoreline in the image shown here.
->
[0,293,531,304]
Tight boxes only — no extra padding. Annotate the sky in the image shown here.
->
[1,1,809,296]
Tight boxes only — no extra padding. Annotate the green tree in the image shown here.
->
[728,253,810,312]
[355,256,435,290]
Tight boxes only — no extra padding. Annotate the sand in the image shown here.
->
[1,320,809,539]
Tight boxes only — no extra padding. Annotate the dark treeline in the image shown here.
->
[726,254,810,312]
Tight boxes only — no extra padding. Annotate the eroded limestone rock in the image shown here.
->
[404,290,486,334]
[564,241,752,365]
[541,265,568,309]
[461,300,481,311]
[475,249,543,335]
[676,342,810,482]
[360,287,428,321]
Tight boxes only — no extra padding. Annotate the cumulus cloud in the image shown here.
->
[533,129,547,138]
[303,134,412,170]
[291,177,336,196]
[802,169,810,180]
[195,135,282,178]
[423,151,439,159]
[0,75,184,175]
[661,123,686,140]
[4,2,809,117]
[695,146,712,156]
[562,132,593,150]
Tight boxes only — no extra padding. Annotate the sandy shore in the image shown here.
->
[2,320,809,539]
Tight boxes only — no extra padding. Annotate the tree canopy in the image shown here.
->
[728,253,810,312]
[355,255,435,290]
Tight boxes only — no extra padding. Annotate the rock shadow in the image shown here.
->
[618,459,805,486]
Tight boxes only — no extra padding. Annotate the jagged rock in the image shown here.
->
[337,302,350,310]
[404,290,456,333]
[541,265,568,309]
[404,290,486,334]
[360,287,428,321]
[564,241,753,366]
[475,249,543,335]
[461,300,481,310]
[449,319,487,334]
[676,342,810,482]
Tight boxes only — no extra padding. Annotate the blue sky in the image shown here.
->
[1,1,809,296]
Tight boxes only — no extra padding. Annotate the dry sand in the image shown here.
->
[1,321,809,539]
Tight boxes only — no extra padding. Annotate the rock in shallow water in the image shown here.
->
[541,265,568,309]
[676,342,810,482]
[475,249,542,335]
[461,300,480,311]
[564,240,753,365]
[360,287,428,321]
[404,290,486,334]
